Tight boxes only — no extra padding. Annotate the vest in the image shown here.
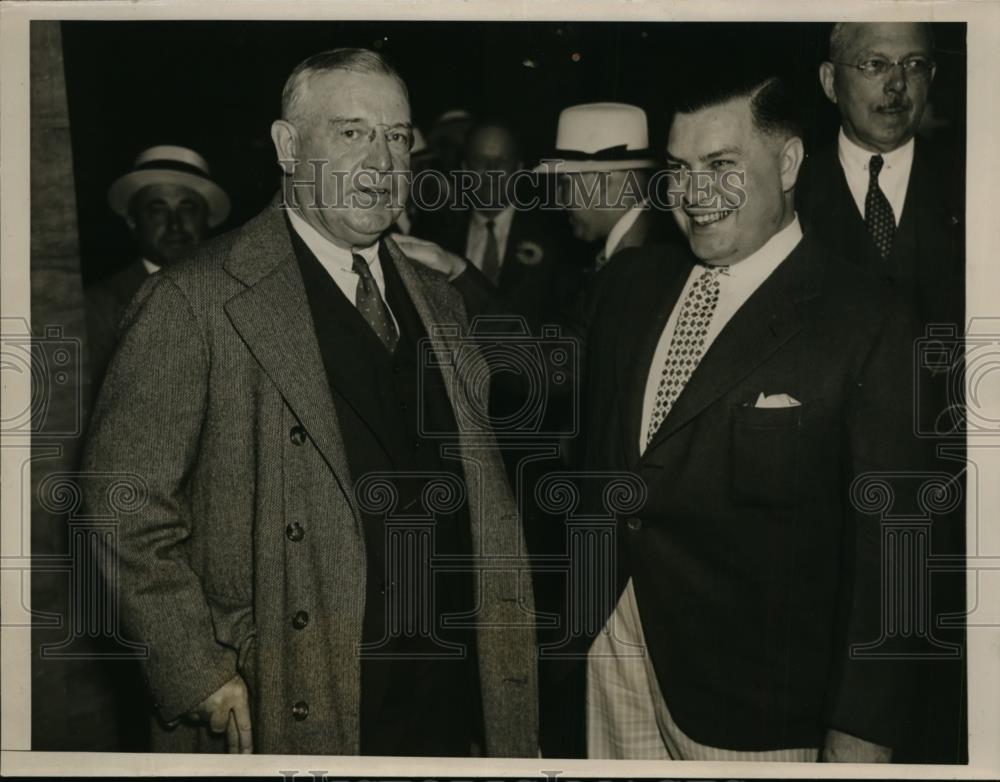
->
[290,224,484,756]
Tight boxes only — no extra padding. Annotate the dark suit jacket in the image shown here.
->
[797,137,964,331]
[580,236,919,752]
[81,201,538,756]
[797,137,967,764]
[425,208,587,330]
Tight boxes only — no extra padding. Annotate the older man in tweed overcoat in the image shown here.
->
[81,48,537,756]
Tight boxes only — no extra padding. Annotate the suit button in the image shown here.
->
[285,522,305,542]
[626,517,642,531]
[292,610,310,629]
[289,425,307,445]
[291,701,309,721]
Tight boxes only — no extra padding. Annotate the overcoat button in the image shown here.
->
[626,517,642,531]
[289,425,307,445]
[286,522,305,542]
[292,610,310,630]
[291,700,309,721]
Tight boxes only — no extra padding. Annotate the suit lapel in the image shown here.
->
[498,211,528,292]
[641,240,818,459]
[221,204,361,525]
[615,254,691,468]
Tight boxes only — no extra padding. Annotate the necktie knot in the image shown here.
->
[352,252,373,279]
[868,154,884,179]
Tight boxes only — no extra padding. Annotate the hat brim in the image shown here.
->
[108,169,231,228]
[533,158,658,174]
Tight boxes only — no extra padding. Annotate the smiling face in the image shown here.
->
[273,68,411,248]
[666,96,800,266]
[128,183,209,266]
[820,23,935,153]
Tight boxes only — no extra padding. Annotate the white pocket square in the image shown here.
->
[754,392,801,408]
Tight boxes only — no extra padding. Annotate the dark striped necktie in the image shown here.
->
[865,154,896,260]
[352,252,398,353]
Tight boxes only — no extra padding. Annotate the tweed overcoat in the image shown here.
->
[81,201,539,756]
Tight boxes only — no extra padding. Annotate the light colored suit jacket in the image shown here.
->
[81,201,538,756]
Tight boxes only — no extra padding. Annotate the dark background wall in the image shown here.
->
[61,20,966,285]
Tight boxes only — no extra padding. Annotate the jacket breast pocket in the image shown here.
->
[730,402,823,508]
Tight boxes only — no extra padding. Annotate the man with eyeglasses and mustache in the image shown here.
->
[799,22,963,331]
[798,23,966,763]
[82,47,537,757]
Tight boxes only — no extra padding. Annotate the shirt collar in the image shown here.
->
[141,258,161,275]
[837,127,915,174]
[604,201,647,260]
[714,214,803,278]
[471,205,515,232]
[286,207,380,272]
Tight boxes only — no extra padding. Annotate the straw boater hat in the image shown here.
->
[108,145,231,228]
[535,102,657,174]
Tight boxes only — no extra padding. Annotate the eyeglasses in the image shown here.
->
[832,56,936,80]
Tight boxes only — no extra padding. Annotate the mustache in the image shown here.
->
[876,97,913,111]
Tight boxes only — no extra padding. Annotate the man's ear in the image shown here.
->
[819,61,837,104]
[780,135,805,192]
[270,119,298,175]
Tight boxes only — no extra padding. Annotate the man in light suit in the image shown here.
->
[82,48,537,757]
[580,69,917,761]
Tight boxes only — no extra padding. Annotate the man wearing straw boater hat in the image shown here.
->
[537,103,677,331]
[86,145,230,385]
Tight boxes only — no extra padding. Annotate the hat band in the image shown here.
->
[550,144,654,162]
[134,159,212,179]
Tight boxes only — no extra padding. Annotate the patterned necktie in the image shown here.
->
[865,154,896,259]
[645,266,723,448]
[480,218,501,284]
[352,252,398,353]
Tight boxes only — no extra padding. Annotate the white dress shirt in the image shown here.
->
[286,208,396,329]
[464,206,515,274]
[587,215,818,762]
[837,127,914,226]
[141,258,161,275]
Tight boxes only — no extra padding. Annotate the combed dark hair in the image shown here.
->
[281,47,408,122]
[672,70,804,141]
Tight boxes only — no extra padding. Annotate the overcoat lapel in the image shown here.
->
[221,204,362,526]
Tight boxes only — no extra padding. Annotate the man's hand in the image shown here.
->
[822,728,892,763]
[390,234,469,280]
[186,674,253,754]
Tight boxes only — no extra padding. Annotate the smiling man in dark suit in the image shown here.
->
[82,47,537,757]
[579,69,917,761]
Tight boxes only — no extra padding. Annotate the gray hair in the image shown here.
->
[828,22,935,62]
[281,47,408,124]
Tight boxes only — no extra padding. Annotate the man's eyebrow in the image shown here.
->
[327,117,413,129]
[665,146,742,164]
[700,146,742,161]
